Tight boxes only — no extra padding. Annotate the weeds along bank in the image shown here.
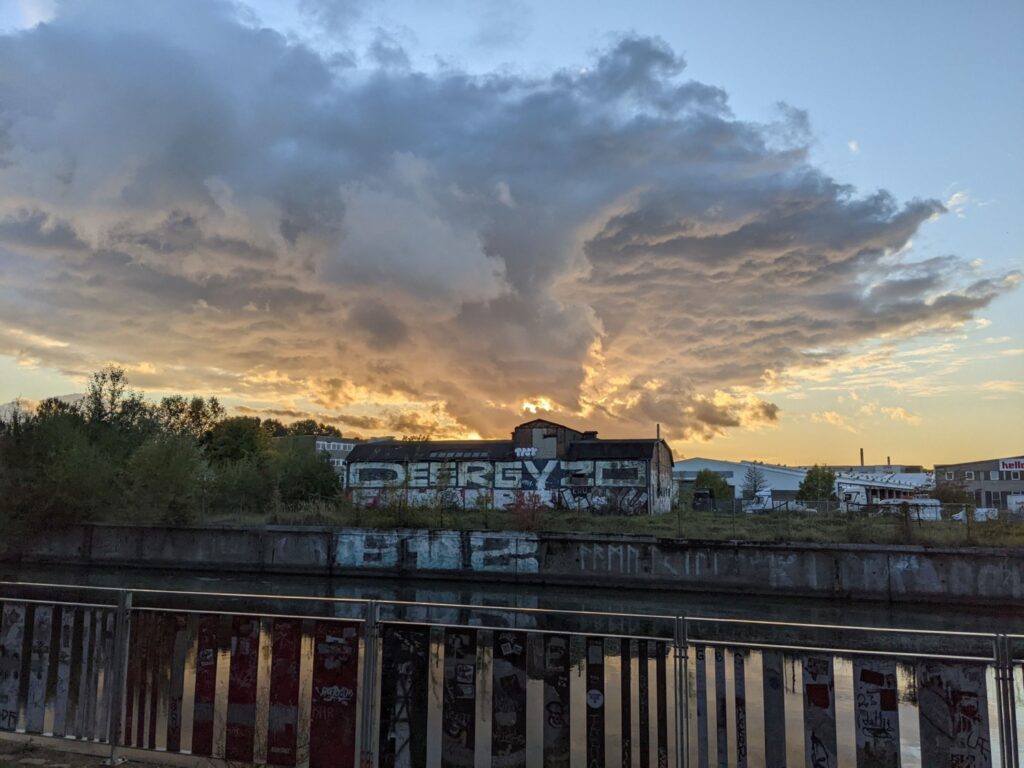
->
[5,523,1022,605]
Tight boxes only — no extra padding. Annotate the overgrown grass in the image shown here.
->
[184,499,1024,548]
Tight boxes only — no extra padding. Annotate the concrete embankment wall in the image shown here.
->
[6,524,1022,605]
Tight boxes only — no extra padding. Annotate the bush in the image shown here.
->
[127,434,207,524]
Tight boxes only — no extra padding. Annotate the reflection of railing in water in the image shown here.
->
[0,581,1020,767]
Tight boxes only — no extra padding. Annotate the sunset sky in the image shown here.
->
[0,0,1020,466]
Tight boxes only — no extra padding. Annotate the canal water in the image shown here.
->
[4,563,1021,633]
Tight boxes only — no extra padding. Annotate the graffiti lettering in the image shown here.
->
[315,685,354,704]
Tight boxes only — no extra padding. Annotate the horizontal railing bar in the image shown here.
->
[694,638,995,662]
[685,615,998,638]
[0,580,371,606]
[0,597,113,610]
[0,581,673,622]
[133,605,368,624]
[1,580,1013,646]
[376,618,670,643]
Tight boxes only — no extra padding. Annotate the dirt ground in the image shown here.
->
[0,739,176,768]
[0,739,105,768]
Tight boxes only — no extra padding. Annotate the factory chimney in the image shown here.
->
[859,448,864,467]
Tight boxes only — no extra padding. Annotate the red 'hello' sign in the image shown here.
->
[999,458,1024,471]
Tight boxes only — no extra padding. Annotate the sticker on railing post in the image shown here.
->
[917,660,991,768]
[543,634,570,768]
[26,603,53,734]
[586,637,605,768]
[802,655,837,768]
[852,658,900,768]
[226,615,261,762]
[441,629,476,768]
[379,626,429,767]
[267,617,302,766]
[309,621,359,768]
[0,601,26,732]
[491,629,528,768]
[191,613,220,756]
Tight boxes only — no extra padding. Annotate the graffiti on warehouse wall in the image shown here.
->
[347,459,667,513]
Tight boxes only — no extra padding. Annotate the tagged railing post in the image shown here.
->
[673,615,689,768]
[106,590,133,765]
[359,600,379,768]
[994,634,1019,768]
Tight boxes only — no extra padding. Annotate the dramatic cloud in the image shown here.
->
[0,0,1016,444]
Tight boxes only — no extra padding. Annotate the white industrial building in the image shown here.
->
[673,458,930,504]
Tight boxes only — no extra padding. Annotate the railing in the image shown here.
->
[0,581,1020,767]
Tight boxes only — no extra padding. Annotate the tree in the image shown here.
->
[934,478,973,505]
[261,418,289,437]
[155,395,224,440]
[797,465,838,502]
[269,441,340,503]
[693,469,733,504]
[211,456,273,515]
[0,406,118,532]
[287,419,342,436]
[741,464,768,498]
[127,434,207,524]
[206,417,272,464]
[83,366,152,432]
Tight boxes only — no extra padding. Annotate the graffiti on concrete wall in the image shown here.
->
[333,531,539,574]
[348,459,660,514]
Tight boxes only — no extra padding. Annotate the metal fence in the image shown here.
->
[0,581,1021,767]
[669,501,1024,547]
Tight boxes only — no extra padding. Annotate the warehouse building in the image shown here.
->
[345,418,674,515]
[934,455,1024,511]
[673,457,926,505]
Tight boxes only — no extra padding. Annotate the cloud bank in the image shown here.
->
[0,0,1016,441]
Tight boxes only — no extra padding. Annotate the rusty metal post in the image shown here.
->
[105,590,132,764]
[359,600,379,768]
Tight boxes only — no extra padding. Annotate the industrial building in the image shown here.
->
[673,457,926,505]
[345,418,674,514]
[934,455,1024,511]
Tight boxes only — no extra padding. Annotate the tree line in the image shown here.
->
[0,367,343,532]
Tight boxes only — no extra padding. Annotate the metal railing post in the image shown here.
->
[673,615,689,768]
[106,590,133,765]
[359,600,380,768]
[995,634,1019,768]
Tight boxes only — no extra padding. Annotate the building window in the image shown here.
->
[964,471,974,480]
[1013,471,1021,481]
[990,470,999,481]
[945,471,954,480]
